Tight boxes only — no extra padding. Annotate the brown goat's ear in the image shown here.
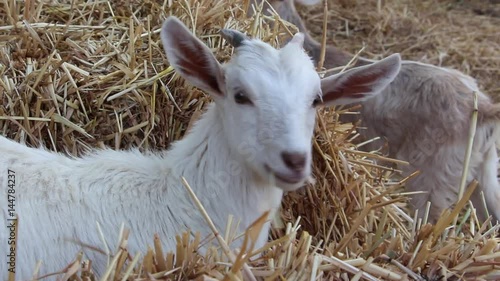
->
[318,53,402,106]
[160,17,225,98]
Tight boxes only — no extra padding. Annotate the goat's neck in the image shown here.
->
[166,103,283,241]
[272,3,372,71]
[272,7,364,70]
[303,33,372,71]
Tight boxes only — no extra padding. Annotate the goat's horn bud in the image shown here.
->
[220,29,248,48]
[288,32,305,48]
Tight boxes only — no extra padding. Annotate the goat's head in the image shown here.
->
[160,16,401,191]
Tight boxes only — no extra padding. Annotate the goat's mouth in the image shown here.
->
[264,164,304,185]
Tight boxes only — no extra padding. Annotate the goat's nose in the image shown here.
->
[281,151,307,171]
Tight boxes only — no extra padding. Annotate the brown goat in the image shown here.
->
[249,0,500,224]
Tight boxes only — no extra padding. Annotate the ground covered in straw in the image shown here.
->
[0,0,499,280]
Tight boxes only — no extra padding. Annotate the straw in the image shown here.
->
[1,0,499,280]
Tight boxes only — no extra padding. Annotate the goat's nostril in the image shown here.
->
[281,152,307,171]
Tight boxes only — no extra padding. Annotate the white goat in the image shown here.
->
[0,16,401,279]
[260,0,500,224]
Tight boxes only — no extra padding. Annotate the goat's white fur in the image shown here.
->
[261,0,500,224]
[0,16,401,279]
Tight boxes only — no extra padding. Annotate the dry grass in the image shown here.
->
[1,0,499,280]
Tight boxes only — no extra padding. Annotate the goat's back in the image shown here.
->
[344,62,496,154]
[0,136,184,278]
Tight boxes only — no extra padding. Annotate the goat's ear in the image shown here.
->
[160,17,225,97]
[318,53,401,106]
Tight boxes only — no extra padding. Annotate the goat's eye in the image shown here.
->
[312,96,322,107]
[234,92,253,105]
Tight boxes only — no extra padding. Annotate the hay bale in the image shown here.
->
[1,0,499,280]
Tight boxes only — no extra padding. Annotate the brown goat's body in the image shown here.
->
[254,0,500,223]
[355,62,500,223]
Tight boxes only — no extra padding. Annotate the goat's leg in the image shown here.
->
[407,176,460,225]
[401,146,465,225]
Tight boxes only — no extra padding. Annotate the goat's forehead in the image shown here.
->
[225,40,319,98]
[232,40,315,71]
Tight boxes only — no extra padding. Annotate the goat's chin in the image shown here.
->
[250,168,305,191]
[275,180,307,192]
[255,164,310,191]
